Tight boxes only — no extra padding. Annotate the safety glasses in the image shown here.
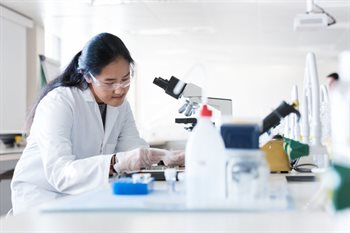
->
[88,70,133,91]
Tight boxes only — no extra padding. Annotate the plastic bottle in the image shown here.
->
[185,104,227,208]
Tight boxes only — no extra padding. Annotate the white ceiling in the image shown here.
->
[1,0,350,64]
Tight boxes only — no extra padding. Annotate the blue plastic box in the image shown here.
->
[112,177,155,195]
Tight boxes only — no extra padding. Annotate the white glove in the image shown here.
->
[162,150,185,167]
[114,148,185,173]
[114,147,167,173]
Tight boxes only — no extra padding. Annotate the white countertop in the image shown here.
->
[1,210,349,232]
[1,173,349,232]
[0,146,22,162]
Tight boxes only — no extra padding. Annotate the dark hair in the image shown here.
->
[327,73,339,80]
[26,33,134,132]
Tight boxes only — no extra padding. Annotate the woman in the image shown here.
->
[11,33,184,214]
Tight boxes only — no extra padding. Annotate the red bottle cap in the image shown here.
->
[200,104,212,117]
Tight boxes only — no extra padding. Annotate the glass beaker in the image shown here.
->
[226,149,269,207]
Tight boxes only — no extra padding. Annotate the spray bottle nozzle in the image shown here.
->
[200,104,212,117]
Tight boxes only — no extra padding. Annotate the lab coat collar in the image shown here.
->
[81,87,96,102]
[81,87,120,147]
[81,87,105,139]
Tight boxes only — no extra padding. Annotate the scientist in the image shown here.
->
[11,33,184,214]
[326,72,339,89]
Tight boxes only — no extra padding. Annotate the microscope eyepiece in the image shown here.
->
[152,76,187,99]
[261,101,301,135]
[153,77,169,90]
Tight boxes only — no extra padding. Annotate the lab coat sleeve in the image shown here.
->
[115,102,149,152]
[33,93,111,195]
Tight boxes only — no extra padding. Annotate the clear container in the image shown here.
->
[225,149,270,206]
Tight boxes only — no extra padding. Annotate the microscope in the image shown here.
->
[153,76,232,130]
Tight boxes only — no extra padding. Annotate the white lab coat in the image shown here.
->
[11,87,148,214]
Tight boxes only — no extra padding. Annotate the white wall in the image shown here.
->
[27,25,45,116]
[0,6,33,134]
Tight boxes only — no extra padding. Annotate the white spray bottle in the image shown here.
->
[185,103,227,208]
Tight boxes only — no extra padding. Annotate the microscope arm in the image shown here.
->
[153,77,232,117]
[181,83,232,116]
[207,97,232,116]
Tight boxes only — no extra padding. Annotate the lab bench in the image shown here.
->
[1,173,349,232]
[0,147,22,216]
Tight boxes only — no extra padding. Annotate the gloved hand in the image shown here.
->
[162,150,185,167]
[114,148,185,173]
[114,147,166,173]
